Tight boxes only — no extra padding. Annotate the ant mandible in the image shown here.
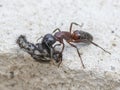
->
[52,22,111,68]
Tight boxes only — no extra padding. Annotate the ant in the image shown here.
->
[52,22,111,68]
[16,35,62,64]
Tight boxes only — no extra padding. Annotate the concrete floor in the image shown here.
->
[0,0,120,90]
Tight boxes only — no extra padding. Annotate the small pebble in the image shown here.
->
[111,31,114,33]
[111,66,115,71]
[112,43,116,47]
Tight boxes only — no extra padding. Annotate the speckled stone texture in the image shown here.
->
[0,0,120,90]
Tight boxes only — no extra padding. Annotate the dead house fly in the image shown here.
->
[52,22,111,68]
[16,34,62,64]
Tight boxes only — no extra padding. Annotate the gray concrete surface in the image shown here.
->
[0,0,120,90]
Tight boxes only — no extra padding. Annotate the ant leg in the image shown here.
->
[67,42,85,68]
[52,28,61,33]
[54,50,63,67]
[44,42,55,65]
[53,44,61,49]
[69,22,84,33]
[52,44,63,67]
[49,48,56,65]
[72,39,111,55]
[90,41,111,55]
[61,42,65,54]
[58,53,62,67]
[56,43,64,67]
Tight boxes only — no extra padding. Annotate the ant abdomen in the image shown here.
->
[73,30,93,43]
[73,30,111,54]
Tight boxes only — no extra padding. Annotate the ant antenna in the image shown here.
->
[71,22,84,28]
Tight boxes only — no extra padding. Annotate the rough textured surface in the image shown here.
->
[0,53,120,90]
[0,0,120,90]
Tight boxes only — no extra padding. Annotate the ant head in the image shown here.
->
[42,34,56,47]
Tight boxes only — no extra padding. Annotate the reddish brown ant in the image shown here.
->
[52,22,111,68]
